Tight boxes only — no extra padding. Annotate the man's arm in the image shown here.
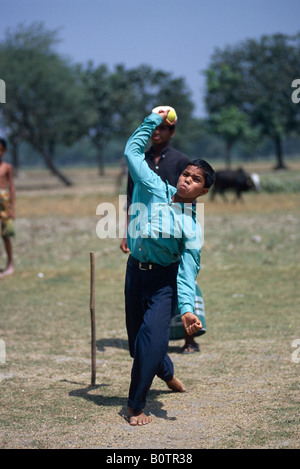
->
[126,173,134,209]
[120,211,130,253]
[120,174,133,253]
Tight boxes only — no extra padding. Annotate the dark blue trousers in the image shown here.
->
[125,255,179,411]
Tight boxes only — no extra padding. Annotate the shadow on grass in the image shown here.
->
[69,385,176,422]
[96,338,183,355]
[96,338,128,352]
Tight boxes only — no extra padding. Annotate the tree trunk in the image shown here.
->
[98,148,105,176]
[38,147,73,186]
[10,139,19,177]
[274,135,287,170]
[92,138,106,176]
[225,142,232,169]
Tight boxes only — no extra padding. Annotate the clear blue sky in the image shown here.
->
[1,0,299,116]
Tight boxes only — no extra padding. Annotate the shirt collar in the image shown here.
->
[147,145,171,160]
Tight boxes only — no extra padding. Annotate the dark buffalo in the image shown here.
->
[210,168,260,202]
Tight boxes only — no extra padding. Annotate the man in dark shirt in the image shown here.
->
[120,118,203,354]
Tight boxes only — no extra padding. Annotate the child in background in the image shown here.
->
[0,138,15,278]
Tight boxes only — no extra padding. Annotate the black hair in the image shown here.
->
[186,159,215,189]
[0,138,7,149]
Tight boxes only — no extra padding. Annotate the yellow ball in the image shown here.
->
[167,109,177,122]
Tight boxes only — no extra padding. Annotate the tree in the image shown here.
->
[81,63,195,174]
[208,105,259,168]
[80,63,138,175]
[204,33,300,169]
[0,22,92,185]
[126,65,195,152]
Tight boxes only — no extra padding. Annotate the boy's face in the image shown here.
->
[151,124,174,146]
[0,144,6,160]
[176,165,209,201]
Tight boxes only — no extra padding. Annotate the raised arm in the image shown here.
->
[124,110,174,188]
[124,113,163,184]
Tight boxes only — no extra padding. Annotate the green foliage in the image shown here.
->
[1,24,300,177]
[78,62,195,173]
[204,32,300,168]
[1,22,92,143]
[0,22,94,184]
[207,106,260,167]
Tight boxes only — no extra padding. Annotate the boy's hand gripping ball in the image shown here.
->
[152,106,178,125]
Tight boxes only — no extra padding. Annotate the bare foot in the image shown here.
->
[2,265,14,277]
[128,407,152,426]
[166,376,186,392]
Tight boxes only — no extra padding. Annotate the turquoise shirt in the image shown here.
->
[124,113,202,316]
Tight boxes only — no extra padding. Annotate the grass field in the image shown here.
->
[0,160,299,449]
